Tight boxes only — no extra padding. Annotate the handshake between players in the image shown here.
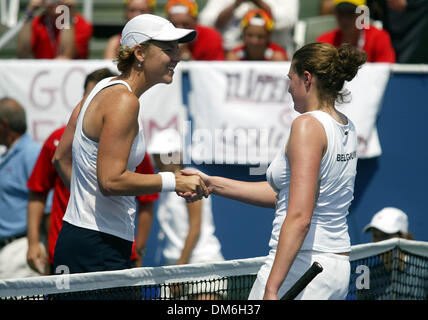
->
[176,169,212,202]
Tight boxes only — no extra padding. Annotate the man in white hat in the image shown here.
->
[354,207,425,300]
[363,207,413,242]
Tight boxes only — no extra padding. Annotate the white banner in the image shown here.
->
[187,61,391,168]
[0,60,186,147]
[0,60,390,166]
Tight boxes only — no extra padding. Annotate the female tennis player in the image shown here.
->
[52,14,208,274]
[181,42,367,299]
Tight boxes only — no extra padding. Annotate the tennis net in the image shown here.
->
[1,239,427,300]
[347,238,428,300]
[0,257,264,300]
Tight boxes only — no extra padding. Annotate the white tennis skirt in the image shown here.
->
[248,250,350,300]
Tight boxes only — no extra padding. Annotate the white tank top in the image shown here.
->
[157,168,223,263]
[266,110,357,253]
[63,77,146,241]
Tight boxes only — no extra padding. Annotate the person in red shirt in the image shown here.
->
[226,8,288,61]
[165,0,225,61]
[316,0,396,63]
[103,0,156,60]
[26,68,159,274]
[17,0,92,59]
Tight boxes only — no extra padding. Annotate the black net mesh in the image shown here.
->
[347,247,428,300]
[2,274,257,300]
[2,242,428,300]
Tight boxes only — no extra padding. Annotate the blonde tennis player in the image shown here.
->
[53,14,208,274]
[181,42,367,299]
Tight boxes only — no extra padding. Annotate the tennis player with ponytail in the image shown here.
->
[181,42,367,299]
[52,14,208,274]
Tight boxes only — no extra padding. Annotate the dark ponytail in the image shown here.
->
[292,42,367,104]
[336,43,367,82]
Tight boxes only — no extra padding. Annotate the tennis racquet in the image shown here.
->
[280,261,323,300]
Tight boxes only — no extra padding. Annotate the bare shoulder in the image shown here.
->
[291,113,325,135]
[99,86,140,115]
[288,113,327,153]
[107,34,120,44]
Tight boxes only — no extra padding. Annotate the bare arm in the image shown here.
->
[103,35,120,60]
[251,0,273,15]
[152,160,202,264]
[17,20,34,58]
[57,0,77,59]
[177,200,202,264]
[263,115,326,300]
[212,178,276,208]
[216,0,272,29]
[215,0,244,29]
[93,92,207,197]
[57,24,76,59]
[134,201,154,267]
[17,0,43,58]
[27,191,48,274]
[53,101,83,189]
[95,94,164,196]
[180,169,276,209]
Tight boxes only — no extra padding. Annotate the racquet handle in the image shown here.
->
[280,261,323,300]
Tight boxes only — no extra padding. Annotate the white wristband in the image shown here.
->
[159,172,176,192]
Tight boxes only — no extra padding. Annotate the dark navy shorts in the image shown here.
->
[53,221,133,274]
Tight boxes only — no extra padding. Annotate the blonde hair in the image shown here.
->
[292,42,367,104]
[115,42,151,73]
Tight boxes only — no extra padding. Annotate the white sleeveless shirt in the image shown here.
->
[63,77,146,242]
[266,110,358,253]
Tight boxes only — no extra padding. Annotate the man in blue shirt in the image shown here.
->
[0,97,41,279]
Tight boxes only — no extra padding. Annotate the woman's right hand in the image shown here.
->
[176,169,212,202]
[26,243,47,275]
[174,172,209,201]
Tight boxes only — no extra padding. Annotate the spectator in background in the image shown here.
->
[320,0,337,15]
[26,68,159,275]
[165,0,224,61]
[363,207,414,242]
[321,0,428,63]
[367,0,428,63]
[104,0,156,60]
[147,129,224,270]
[226,8,288,61]
[316,0,396,62]
[351,207,427,300]
[199,0,298,55]
[0,97,41,279]
[17,0,93,59]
